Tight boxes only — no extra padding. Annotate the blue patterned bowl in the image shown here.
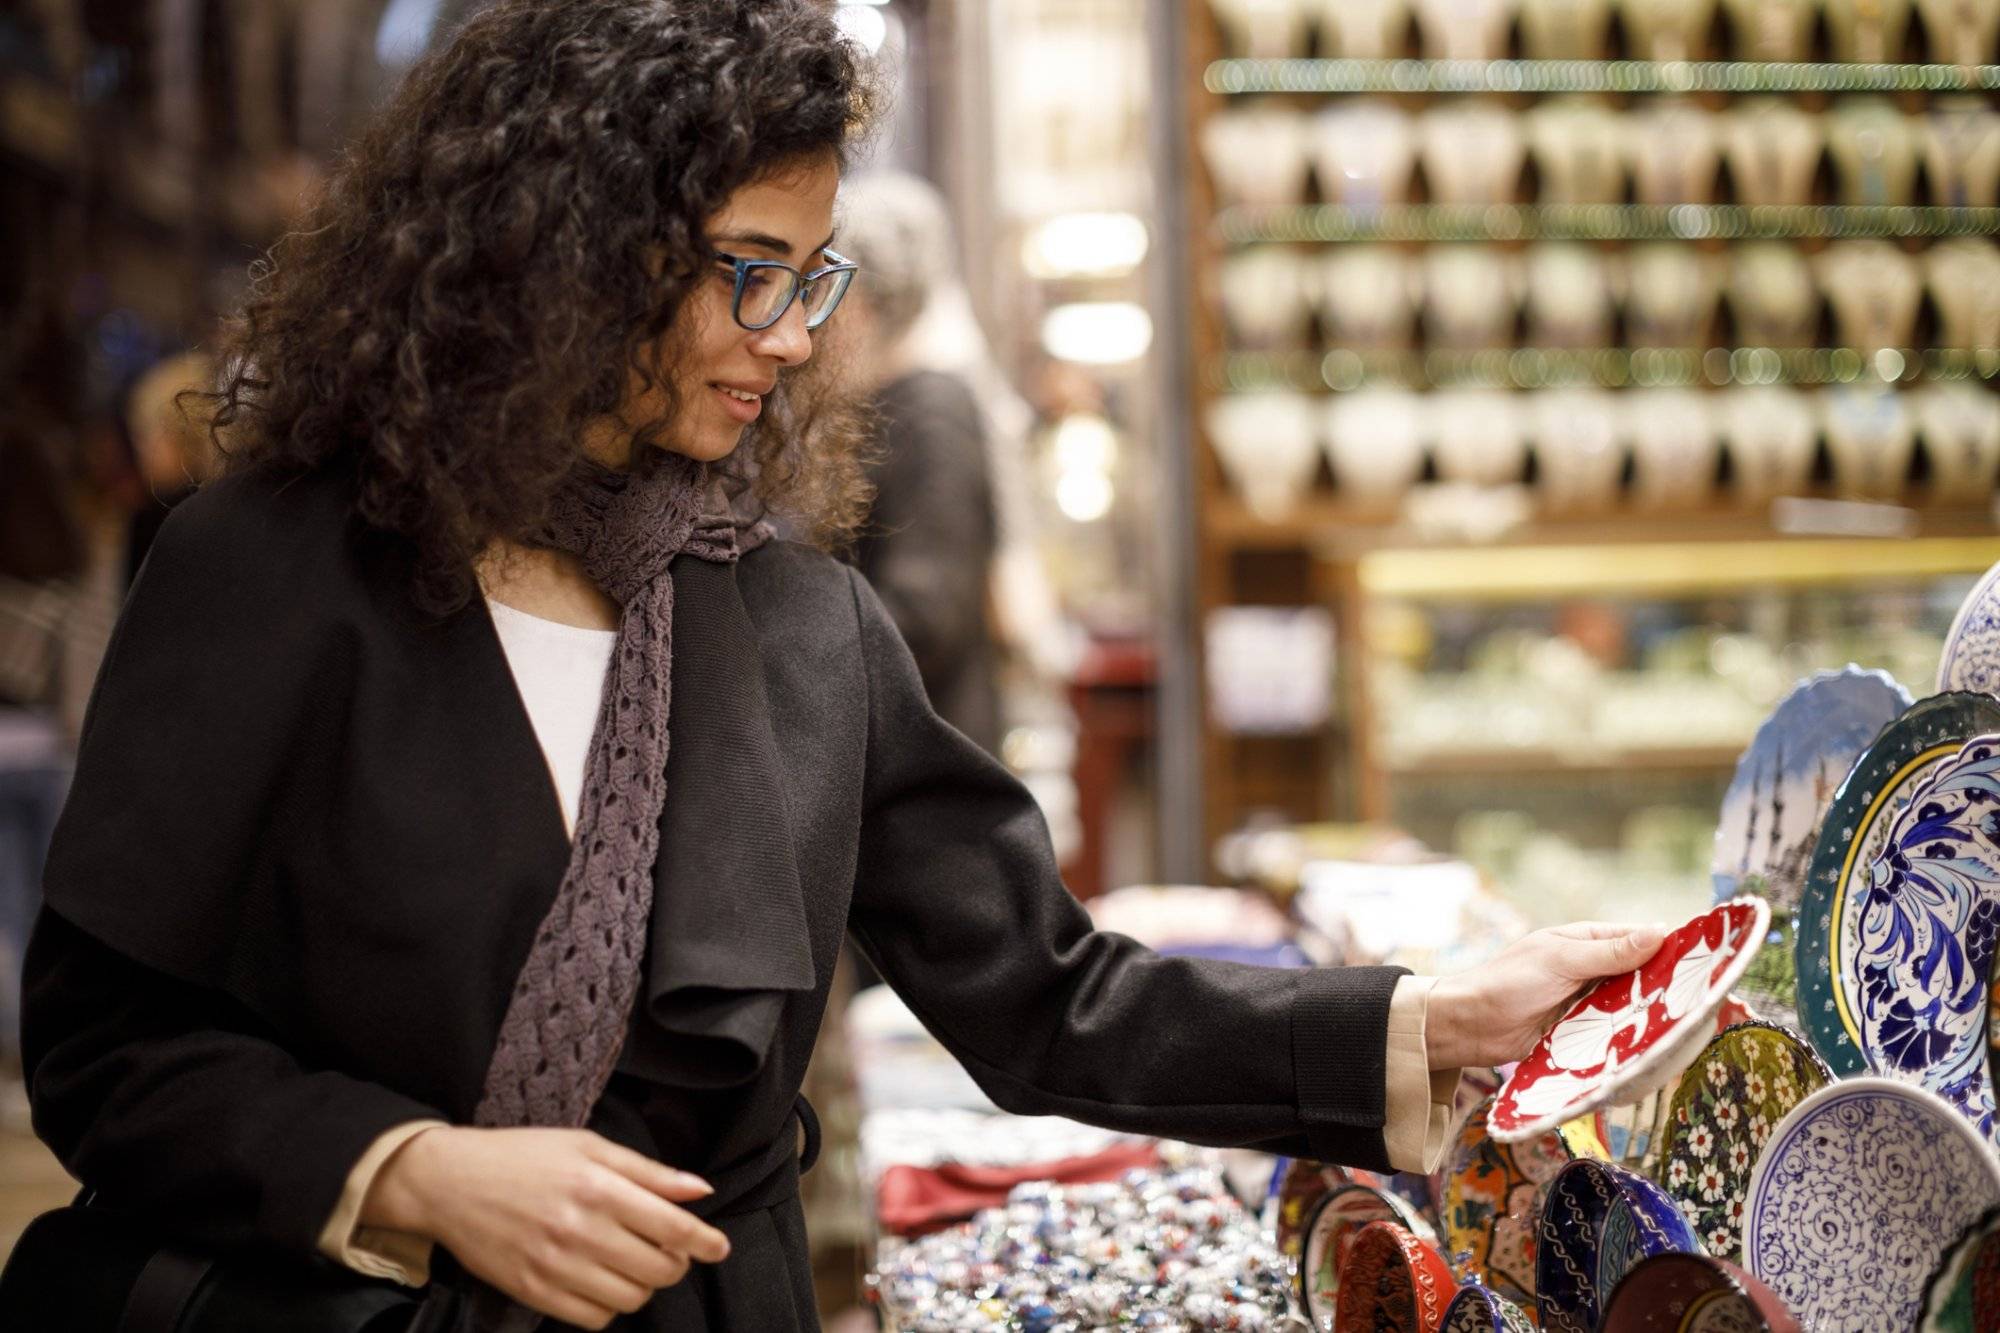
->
[1536,1160,1703,1333]
[1441,1283,1536,1332]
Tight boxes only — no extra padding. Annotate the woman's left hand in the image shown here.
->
[1425,921,1667,1071]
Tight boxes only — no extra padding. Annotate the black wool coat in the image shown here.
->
[22,464,1406,1331]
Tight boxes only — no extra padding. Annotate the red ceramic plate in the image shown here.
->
[1490,898,1770,1143]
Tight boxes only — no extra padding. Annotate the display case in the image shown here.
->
[1180,1,2000,873]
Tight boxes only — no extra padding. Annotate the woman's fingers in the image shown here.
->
[585,1136,715,1202]
[585,1147,731,1265]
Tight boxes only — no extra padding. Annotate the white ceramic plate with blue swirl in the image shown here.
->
[1745,1077,2000,1330]
[1850,734,2000,1137]
[1939,559,2000,696]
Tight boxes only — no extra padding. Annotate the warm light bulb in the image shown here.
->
[1041,303,1153,365]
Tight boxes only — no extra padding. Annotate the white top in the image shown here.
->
[484,597,616,835]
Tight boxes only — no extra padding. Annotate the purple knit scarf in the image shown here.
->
[475,451,767,1130]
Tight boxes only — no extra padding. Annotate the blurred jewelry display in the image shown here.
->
[1413,0,1521,60]
[1620,0,1719,60]
[1312,101,1419,210]
[1820,383,1918,500]
[1201,103,1308,208]
[1914,0,2000,65]
[1529,388,1625,514]
[1207,0,1311,59]
[1327,389,1427,509]
[1312,246,1420,348]
[1721,99,1824,209]
[1721,0,1819,61]
[1925,238,2000,350]
[1219,248,1313,350]
[1526,244,1618,349]
[1205,392,1320,521]
[1315,0,1413,57]
[1423,246,1522,348]
[1527,99,1628,206]
[1827,97,1920,208]
[1625,245,1722,351]
[1814,240,1923,352]
[1912,383,2000,500]
[1727,244,1822,349]
[1430,389,1528,487]
[1626,101,1720,206]
[1718,387,1818,505]
[1823,0,1916,63]
[1419,103,1527,208]
[1921,99,2000,210]
[1519,0,1616,58]
[1625,389,1718,511]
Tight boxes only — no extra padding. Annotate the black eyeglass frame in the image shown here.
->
[712,246,858,332]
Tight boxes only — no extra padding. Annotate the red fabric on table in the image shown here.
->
[875,1139,1164,1236]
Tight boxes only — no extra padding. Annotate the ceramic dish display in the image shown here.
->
[1797,693,2000,1077]
[1490,897,1770,1144]
[1440,1284,1536,1333]
[1745,1077,2000,1329]
[1275,1158,1372,1263]
[1301,1182,1435,1316]
[1332,1221,1459,1333]
[1919,1205,2000,1332]
[1940,559,2000,696]
[1440,1095,1580,1305]
[1712,667,1912,1026]
[1658,1022,1830,1262]
[1805,701,1984,1071]
[1534,1160,1702,1333]
[1601,1252,1800,1332]
[1713,667,1914,912]
[1850,735,2000,1136]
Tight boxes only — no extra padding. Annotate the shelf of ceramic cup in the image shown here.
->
[1215,347,2000,393]
[1217,204,2000,244]
[1205,59,2000,97]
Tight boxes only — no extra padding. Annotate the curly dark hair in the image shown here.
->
[205,0,879,612]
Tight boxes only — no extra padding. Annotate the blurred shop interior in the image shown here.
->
[2,0,1999,1324]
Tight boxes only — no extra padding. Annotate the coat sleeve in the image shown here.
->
[22,475,447,1259]
[22,907,445,1259]
[840,567,1407,1171]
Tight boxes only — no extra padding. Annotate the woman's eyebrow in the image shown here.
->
[710,230,838,261]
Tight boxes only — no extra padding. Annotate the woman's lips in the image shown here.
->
[711,383,762,423]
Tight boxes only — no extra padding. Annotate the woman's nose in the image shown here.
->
[749,299,814,367]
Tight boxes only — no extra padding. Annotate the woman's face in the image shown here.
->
[596,155,841,467]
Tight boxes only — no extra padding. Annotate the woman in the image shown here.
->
[20,3,1663,1330]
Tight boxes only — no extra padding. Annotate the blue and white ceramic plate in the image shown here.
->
[1711,667,1911,1027]
[1441,1284,1536,1333]
[1535,1160,1702,1333]
[1745,1078,2000,1330]
[1796,693,2000,1077]
[1939,559,2000,696]
[1848,735,2000,1136]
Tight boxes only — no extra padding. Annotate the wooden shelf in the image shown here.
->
[1385,744,1744,776]
[1218,204,2000,244]
[1215,347,2000,392]
[1207,497,2000,556]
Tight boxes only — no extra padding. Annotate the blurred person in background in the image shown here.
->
[120,351,218,585]
[838,171,1004,757]
[9,3,1667,1331]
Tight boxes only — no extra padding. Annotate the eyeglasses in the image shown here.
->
[712,247,858,332]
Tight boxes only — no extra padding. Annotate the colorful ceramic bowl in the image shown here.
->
[1712,667,1911,1027]
[1601,1252,1801,1332]
[1658,1022,1831,1262]
[1536,1160,1703,1333]
[1275,1158,1372,1264]
[1440,1284,1537,1333]
[1796,692,2000,1077]
[1849,734,2000,1138]
[1333,1221,1460,1333]
[1920,1205,2000,1332]
[1491,898,1770,1144]
[1440,1095,1578,1305]
[1939,558,2000,696]
[1301,1182,1435,1319]
[1746,1077,2000,1328]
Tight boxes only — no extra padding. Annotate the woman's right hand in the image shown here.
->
[363,1125,730,1329]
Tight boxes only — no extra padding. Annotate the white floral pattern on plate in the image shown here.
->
[1491,899,1769,1143]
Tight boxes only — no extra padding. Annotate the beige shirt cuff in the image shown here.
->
[316,1119,450,1287]
[1383,975,1460,1175]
